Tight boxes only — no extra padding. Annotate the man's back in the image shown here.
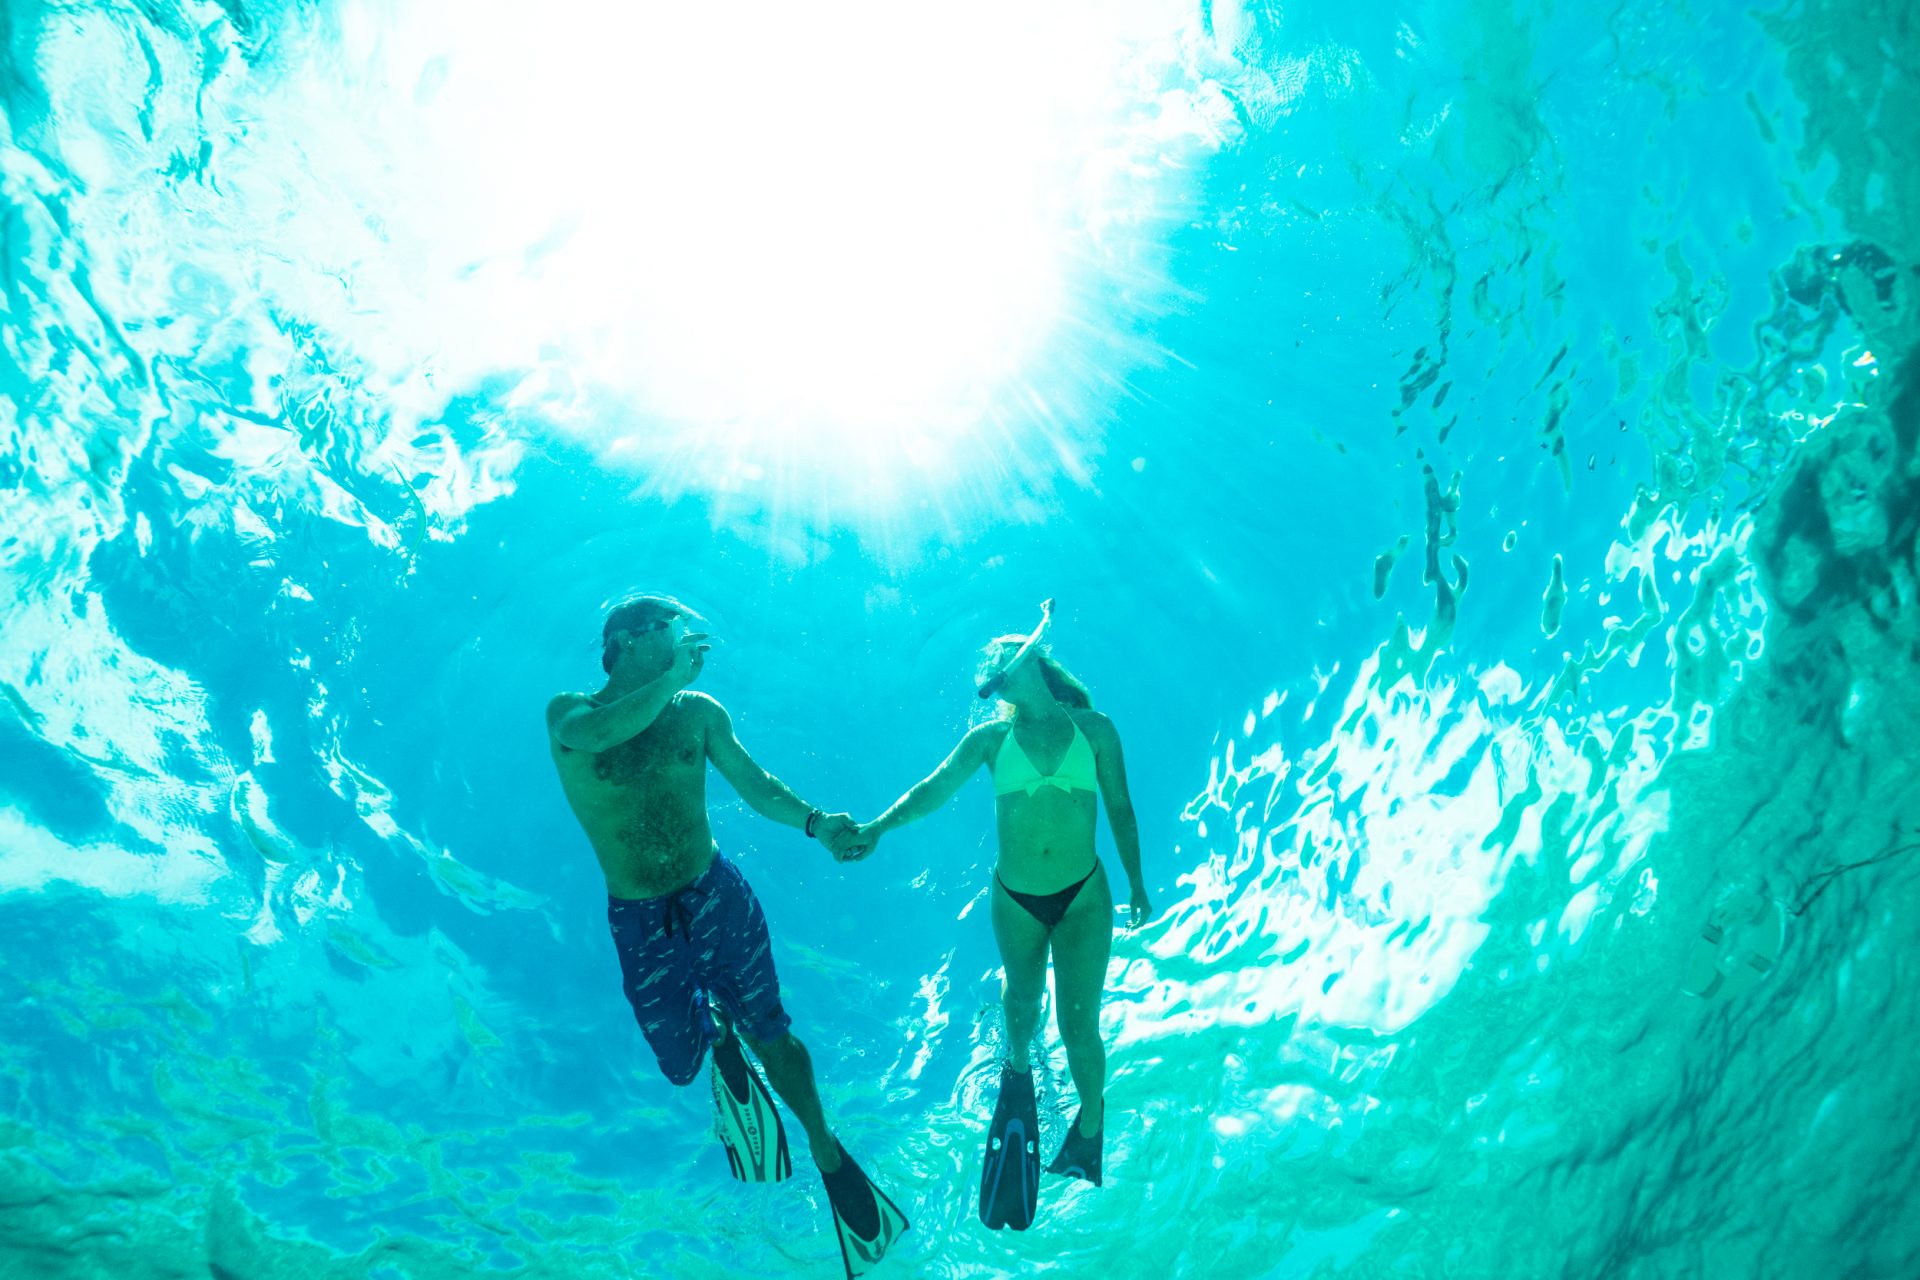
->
[549,691,717,898]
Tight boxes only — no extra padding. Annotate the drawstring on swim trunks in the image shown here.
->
[662,891,697,940]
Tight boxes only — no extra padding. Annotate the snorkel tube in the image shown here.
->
[978,599,1055,700]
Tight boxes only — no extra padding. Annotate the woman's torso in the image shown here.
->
[989,710,1101,894]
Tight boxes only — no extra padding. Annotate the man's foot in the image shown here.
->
[821,1142,911,1279]
[710,1027,792,1183]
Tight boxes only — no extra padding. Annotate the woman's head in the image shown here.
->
[979,634,1092,711]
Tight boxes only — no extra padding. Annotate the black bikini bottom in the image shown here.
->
[996,864,1098,928]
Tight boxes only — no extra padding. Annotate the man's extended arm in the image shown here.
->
[697,694,846,838]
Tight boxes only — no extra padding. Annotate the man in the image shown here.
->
[546,595,907,1278]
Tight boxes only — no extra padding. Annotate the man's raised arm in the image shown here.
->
[547,632,705,753]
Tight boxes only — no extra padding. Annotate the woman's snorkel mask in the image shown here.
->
[977,599,1054,700]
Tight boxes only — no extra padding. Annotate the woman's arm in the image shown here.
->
[1085,712,1151,927]
[863,723,1000,841]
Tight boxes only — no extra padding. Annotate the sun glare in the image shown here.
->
[336,0,1213,509]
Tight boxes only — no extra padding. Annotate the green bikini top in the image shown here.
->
[991,720,1098,797]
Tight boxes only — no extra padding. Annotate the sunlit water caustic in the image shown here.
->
[3,0,1917,1276]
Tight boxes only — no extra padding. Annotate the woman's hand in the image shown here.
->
[824,819,880,863]
[836,822,882,863]
[1126,881,1152,929]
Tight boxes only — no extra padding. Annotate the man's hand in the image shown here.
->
[1125,881,1153,929]
[816,813,870,862]
[668,631,711,689]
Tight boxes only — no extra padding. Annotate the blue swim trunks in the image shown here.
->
[607,853,792,1086]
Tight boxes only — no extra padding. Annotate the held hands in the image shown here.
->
[814,813,876,863]
[842,822,883,863]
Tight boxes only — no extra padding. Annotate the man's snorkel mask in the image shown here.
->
[977,599,1054,700]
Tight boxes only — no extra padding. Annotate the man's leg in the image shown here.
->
[608,897,710,1086]
[743,1028,842,1173]
[697,858,846,1171]
[748,1028,899,1254]
[990,881,1055,1071]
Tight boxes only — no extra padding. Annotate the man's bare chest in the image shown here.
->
[588,726,703,790]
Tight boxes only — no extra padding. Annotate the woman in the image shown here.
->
[851,618,1149,1229]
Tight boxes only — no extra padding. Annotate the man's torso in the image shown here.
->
[550,693,718,898]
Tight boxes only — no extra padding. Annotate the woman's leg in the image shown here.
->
[990,880,1055,1070]
[1047,864,1114,1133]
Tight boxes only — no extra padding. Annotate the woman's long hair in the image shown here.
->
[978,634,1093,714]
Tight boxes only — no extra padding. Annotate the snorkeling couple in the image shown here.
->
[545,594,1149,1277]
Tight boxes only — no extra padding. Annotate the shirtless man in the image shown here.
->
[546,595,907,1277]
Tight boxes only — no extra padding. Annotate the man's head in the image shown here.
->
[601,595,693,676]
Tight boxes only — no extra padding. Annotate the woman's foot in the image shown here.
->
[1046,1105,1104,1186]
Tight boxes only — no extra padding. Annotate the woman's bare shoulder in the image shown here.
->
[963,717,1013,753]
[1068,707,1118,740]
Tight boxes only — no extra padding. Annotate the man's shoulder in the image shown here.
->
[674,690,727,720]
[546,690,589,719]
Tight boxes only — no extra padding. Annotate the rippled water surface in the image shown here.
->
[3,1,1917,1277]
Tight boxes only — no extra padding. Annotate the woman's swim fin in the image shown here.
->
[1046,1106,1103,1186]
[978,1065,1040,1229]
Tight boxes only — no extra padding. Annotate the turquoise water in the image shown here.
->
[2,0,1916,1276]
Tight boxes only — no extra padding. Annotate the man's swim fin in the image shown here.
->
[821,1143,911,1279]
[1046,1106,1103,1186]
[711,1029,792,1182]
[978,1065,1040,1230]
